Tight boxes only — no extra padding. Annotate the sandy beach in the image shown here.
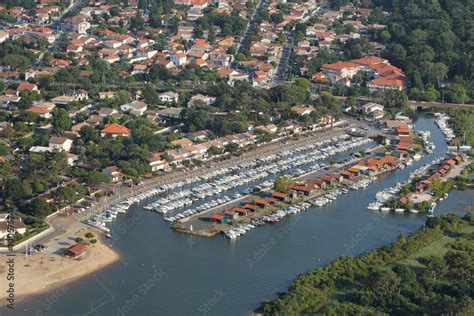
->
[0,237,119,302]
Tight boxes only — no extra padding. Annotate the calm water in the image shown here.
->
[20,115,473,316]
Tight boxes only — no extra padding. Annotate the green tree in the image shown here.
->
[274,176,294,194]
[28,198,52,217]
[52,108,72,133]
[85,171,111,187]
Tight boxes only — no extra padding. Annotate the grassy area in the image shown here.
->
[401,225,474,268]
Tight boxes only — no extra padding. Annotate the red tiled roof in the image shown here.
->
[445,159,456,165]
[397,125,411,134]
[210,214,224,220]
[17,82,37,92]
[243,204,257,210]
[100,123,130,135]
[397,143,411,151]
[234,207,247,214]
[27,107,51,114]
[370,77,405,89]
[322,61,360,70]
[340,170,354,176]
[66,244,86,255]
[255,198,268,205]
[351,56,387,66]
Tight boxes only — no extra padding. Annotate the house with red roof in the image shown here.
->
[100,123,131,137]
[27,107,52,118]
[209,213,227,224]
[272,192,289,202]
[321,61,361,82]
[255,198,269,208]
[243,204,257,211]
[16,82,39,95]
[367,77,405,91]
[149,153,170,172]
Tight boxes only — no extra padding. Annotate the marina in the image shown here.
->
[84,134,374,233]
[21,115,473,316]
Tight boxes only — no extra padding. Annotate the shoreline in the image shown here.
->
[0,236,120,303]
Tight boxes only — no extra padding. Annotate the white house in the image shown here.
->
[98,91,115,100]
[0,214,27,240]
[65,15,91,34]
[65,153,79,166]
[170,51,187,66]
[321,61,361,82]
[157,107,183,120]
[102,166,123,183]
[120,100,148,116]
[148,153,170,172]
[48,136,73,152]
[291,105,315,116]
[362,102,385,120]
[187,94,216,108]
[159,91,179,104]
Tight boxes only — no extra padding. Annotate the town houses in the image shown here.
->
[0,0,470,251]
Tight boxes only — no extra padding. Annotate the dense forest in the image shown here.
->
[374,0,473,103]
[325,0,473,103]
[259,213,474,315]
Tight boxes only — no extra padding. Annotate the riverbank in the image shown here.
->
[258,213,474,315]
[0,233,119,302]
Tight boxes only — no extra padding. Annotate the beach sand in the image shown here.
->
[0,238,119,302]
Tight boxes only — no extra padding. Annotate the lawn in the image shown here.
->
[400,225,474,268]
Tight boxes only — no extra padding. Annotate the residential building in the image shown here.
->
[101,166,123,183]
[120,100,148,116]
[48,136,73,152]
[159,91,179,103]
[100,123,131,137]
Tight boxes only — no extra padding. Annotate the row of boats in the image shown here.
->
[146,135,372,222]
[85,187,168,233]
[85,133,373,234]
[418,130,435,154]
[224,202,313,239]
[310,188,349,207]
[367,157,444,213]
[435,112,455,142]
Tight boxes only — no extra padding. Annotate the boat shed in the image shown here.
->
[210,214,228,224]
[255,198,269,208]
[65,244,86,259]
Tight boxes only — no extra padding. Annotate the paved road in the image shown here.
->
[273,4,325,83]
[274,31,294,82]
[236,0,269,54]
